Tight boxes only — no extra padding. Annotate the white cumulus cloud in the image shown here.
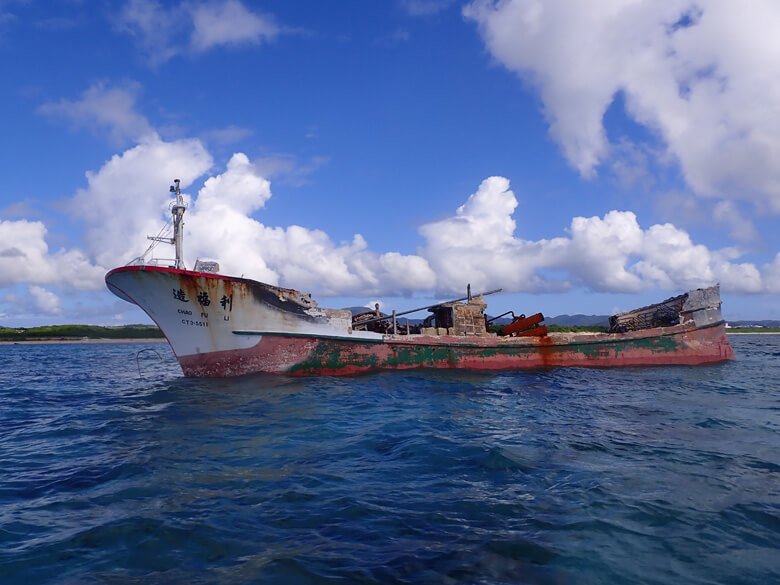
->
[66,141,432,297]
[29,285,63,315]
[38,82,155,146]
[420,176,563,293]
[185,154,431,295]
[0,218,104,290]
[68,134,213,269]
[60,137,780,299]
[465,0,780,213]
[189,0,278,52]
[116,0,280,63]
[195,152,271,215]
[419,176,775,295]
[762,253,780,293]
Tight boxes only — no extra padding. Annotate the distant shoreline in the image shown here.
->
[726,331,780,335]
[0,338,167,345]
[1,332,776,346]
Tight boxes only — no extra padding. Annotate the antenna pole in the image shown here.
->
[170,179,185,269]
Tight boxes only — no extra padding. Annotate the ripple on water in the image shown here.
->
[0,337,778,584]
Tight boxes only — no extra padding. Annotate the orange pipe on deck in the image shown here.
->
[501,313,544,336]
[514,325,548,337]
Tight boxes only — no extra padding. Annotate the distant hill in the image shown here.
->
[487,314,609,326]
[546,314,610,327]
[727,320,780,328]
[343,306,378,316]
[343,306,611,328]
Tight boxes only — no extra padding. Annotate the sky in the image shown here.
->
[1,0,779,326]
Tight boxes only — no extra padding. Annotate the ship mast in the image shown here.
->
[145,178,186,269]
[170,179,185,269]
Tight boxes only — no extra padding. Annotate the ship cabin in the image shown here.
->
[419,297,490,336]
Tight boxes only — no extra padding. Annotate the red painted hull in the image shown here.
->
[178,322,734,377]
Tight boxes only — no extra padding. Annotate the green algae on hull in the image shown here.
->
[286,328,697,375]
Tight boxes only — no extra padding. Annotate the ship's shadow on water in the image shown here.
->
[0,336,778,584]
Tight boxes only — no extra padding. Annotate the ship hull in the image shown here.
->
[106,266,735,377]
[181,324,733,377]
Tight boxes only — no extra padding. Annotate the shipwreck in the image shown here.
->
[106,180,735,377]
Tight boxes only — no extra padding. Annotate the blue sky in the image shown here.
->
[1,0,779,326]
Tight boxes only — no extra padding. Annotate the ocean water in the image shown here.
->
[0,336,778,585]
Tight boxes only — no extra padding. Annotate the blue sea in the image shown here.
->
[1,336,778,585]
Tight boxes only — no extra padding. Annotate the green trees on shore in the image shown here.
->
[0,325,164,341]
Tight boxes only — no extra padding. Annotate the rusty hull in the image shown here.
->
[106,266,735,377]
[182,321,733,376]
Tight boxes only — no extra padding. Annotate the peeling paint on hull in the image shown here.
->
[106,266,735,378]
[178,323,734,377]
